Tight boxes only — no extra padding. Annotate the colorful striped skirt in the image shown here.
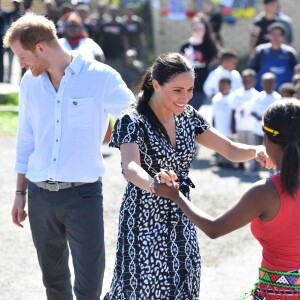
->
[238,267,300,300]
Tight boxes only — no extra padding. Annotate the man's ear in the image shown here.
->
[35,42,47,55]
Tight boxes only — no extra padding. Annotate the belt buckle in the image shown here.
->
[47,182,60,191]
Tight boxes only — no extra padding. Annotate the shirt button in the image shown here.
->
[73,101,77,105]
[53,158,56,161]
[49,178,53,180]
[56,139,59,142]
[57,100,60,104]
[57,120,59,123]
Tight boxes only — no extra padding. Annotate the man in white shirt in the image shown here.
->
[203,50,242,99]
[3,13,134,300]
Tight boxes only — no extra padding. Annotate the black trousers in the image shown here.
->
[28,180,105,300]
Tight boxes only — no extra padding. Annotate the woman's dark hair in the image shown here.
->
[263,99,300,197]
[135,52,194,143]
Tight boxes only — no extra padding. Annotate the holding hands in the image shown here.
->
[255,145,276,169]
[152,144,276,201]
[153,169,181,200]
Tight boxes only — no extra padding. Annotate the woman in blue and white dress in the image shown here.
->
[104,52,273,300]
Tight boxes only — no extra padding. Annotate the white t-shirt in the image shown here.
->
[251,91,281,136]
[231,87,259,131]
[212,92,235,138]
[59,37,104,61]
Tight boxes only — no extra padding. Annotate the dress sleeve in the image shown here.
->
[109,114,142,148]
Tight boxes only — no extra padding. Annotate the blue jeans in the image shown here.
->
[28,180,105,300]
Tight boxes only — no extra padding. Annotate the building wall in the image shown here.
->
[150,0,300,58]
[2,0,299,58]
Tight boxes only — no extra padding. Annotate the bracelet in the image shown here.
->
[149,179,156,194]
[16,190,27,195]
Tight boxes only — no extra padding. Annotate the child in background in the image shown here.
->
[292,74,300,86]
[278,82,296,98]
[212,77,235,168]
[250,72,281,173]
[231,69,259,170]
[203,50,242,99]
[294,63,300,75]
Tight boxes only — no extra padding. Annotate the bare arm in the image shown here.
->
[196,127,274,168]
[12,173,28,228]
[120,143,153,191]
[155,179,279,239]
[120,143,176,192]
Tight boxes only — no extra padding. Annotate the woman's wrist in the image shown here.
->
[149,179,156,193]
[149,177,159,194]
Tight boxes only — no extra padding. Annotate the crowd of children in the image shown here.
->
[209,61,300,172]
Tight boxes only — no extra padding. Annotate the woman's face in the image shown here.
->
[64,22,82,38]
[153,71,194,115]
[192,22,206,38]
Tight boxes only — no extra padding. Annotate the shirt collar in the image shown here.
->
[67,52,85,75]
[41,51,85,81]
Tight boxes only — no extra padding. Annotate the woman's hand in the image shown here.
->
[153,169,180,199]
[155,169,180,188]
[255,145,276,169]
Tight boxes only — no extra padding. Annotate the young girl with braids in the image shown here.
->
[155,98,300,299]
[104,52,273,299]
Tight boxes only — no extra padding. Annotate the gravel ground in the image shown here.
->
[0,129,267,300]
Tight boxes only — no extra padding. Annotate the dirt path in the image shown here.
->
[0,133,265,300]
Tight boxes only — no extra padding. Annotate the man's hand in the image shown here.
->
[11,195,27,228]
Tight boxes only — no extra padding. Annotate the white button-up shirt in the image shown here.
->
[15,53,134,182]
